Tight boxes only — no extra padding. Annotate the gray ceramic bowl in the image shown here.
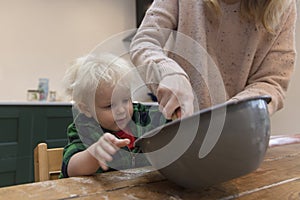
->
[135,96,271,190]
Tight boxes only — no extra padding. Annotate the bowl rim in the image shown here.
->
[135,95,271,147]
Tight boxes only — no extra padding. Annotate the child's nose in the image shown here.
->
[115,104,126,114]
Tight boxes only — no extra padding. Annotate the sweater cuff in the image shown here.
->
[158,60,189,80]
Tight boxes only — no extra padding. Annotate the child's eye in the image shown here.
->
[122,98,131,104]
[104,104,112,109]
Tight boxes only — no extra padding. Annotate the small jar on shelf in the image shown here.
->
[27,89,40,101]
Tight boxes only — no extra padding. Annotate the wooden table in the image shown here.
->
[0,134,299,200]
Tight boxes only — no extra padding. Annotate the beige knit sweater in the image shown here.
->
[130,0,297,115]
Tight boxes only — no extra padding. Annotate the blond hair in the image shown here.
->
[204,0,291,33]
[63,53,133,106]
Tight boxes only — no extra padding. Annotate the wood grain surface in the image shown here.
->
[0,134,299,200]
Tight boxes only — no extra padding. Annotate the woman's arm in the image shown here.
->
[130,0,194,118]
[131,0,188,82]
[230,1,297,115]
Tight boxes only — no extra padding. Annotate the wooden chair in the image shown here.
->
[34,143,64,182]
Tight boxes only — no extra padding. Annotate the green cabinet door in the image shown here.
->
[0,103,73,187]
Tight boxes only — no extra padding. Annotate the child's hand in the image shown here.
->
[87,132,130,171]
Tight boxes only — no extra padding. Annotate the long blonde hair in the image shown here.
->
[204,0,291,33]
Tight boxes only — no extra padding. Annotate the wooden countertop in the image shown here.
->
[0,134,299,200]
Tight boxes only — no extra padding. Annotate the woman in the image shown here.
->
[130,0,297,118]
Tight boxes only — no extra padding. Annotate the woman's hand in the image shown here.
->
[87,133,130,171]
[157,74,194,119]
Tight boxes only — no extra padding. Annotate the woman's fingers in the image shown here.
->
[161,95,180,119]
[156,85,172,108]
[180,100,194,118]
[157,74,194,119]
[157,80,179,119]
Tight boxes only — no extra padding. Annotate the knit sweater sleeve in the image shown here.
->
[230,1,297,115]
[130,0,188,93]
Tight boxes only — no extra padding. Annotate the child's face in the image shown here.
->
[94,83,133,132]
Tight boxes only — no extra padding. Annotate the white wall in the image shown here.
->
[0,0,299,135]
[0,0,135,101]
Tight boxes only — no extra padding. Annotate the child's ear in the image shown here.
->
[78,102,92,118]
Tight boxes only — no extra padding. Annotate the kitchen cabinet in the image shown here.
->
[0,102,73,187]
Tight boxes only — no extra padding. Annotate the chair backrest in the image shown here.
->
[34,143,64,182]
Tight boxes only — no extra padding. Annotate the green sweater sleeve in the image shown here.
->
[59,123,86,178]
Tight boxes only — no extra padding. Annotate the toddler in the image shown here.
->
[60,53,168,178]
